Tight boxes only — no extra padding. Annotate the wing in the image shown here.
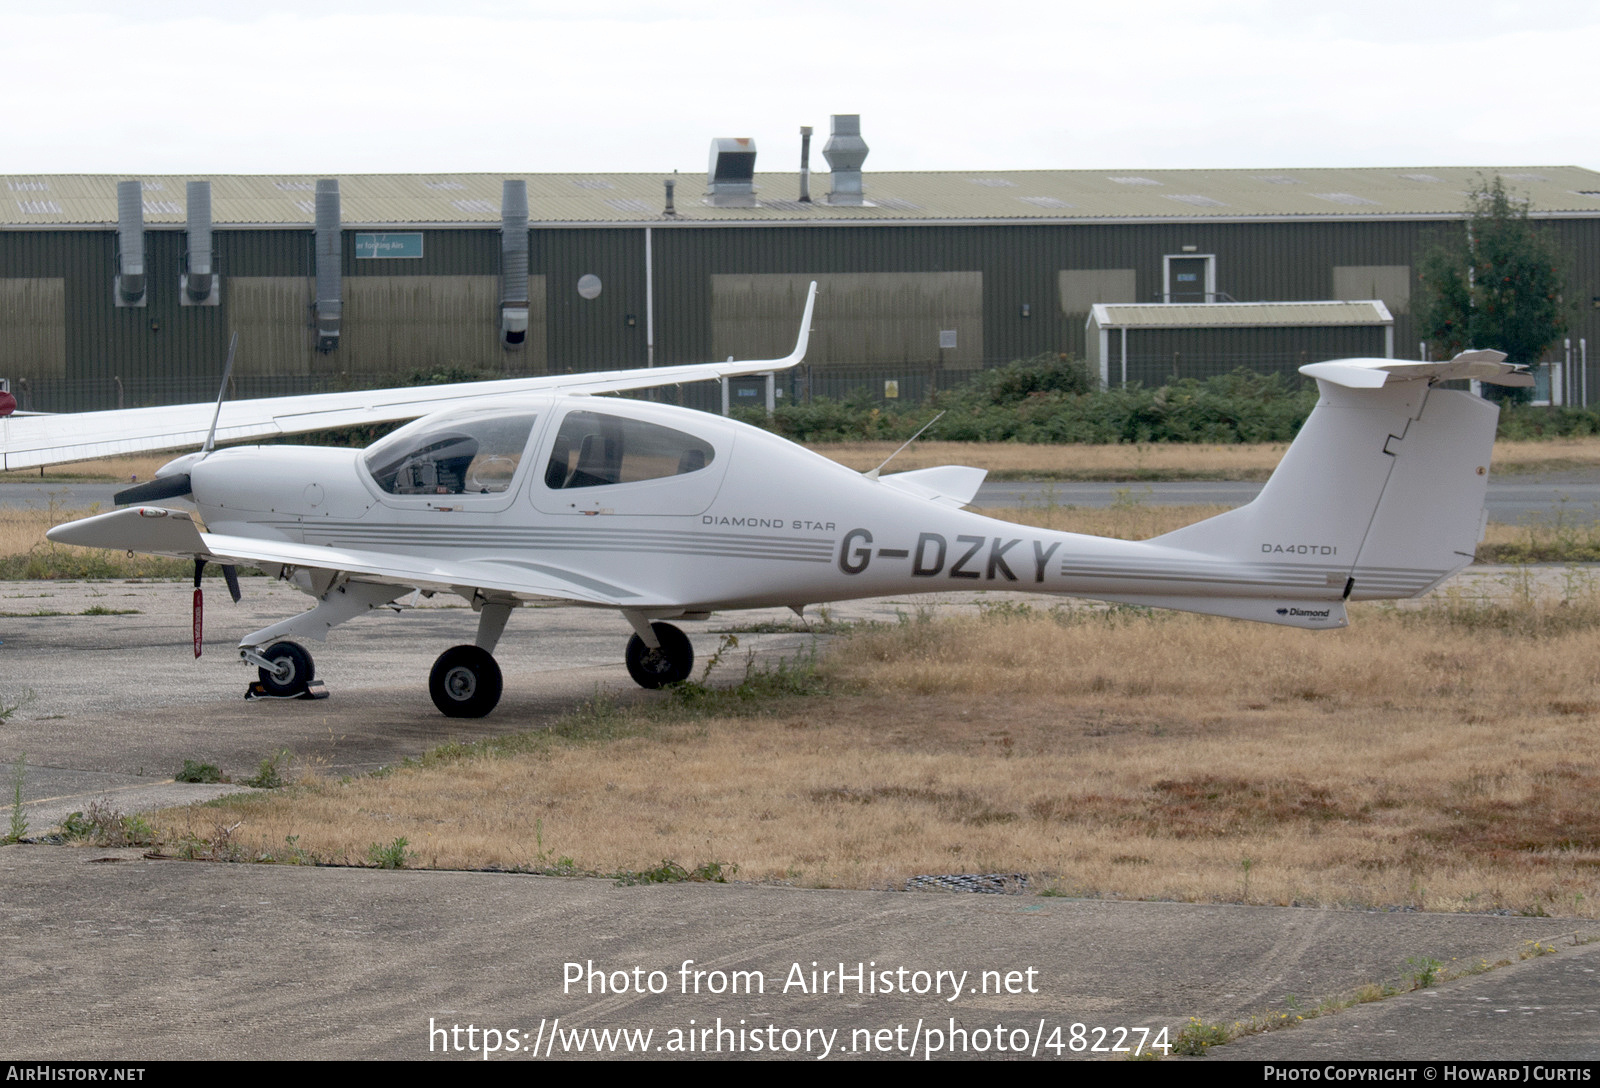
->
[2,282,817,471]
[46,506,662,608]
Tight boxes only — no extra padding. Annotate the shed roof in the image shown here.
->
[1089,301,1394,329]
[5,167,1599,228]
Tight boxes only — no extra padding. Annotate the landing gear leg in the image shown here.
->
[624,622,694,689]
[429,645,503,718]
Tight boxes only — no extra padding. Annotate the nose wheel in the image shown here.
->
[625,622,694,688]
[429,645,504,718]
[256,641,314,697]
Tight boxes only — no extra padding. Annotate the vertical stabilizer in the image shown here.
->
[1151,377,1497,604]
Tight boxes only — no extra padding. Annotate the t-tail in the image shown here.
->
[1095,352,1529,629]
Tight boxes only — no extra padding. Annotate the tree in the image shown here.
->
[1416,176,1571,398]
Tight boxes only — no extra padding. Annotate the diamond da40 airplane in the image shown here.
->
[17,282,1529,717]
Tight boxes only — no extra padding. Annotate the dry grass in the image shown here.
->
[0,455,171,483]
[148,587,1600,916]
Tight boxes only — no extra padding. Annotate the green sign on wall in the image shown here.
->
[354,233,424,259]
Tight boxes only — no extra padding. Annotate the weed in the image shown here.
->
[1172,1017,1230,1056]
[58,801,155,847]
[0,690,34,722]
[178,819,244,862]
[6,753,26,843]
[242,750,288,789]
[176,759,225,784]
[1521,940,1558,959]
[696,633,740,682]
[615,859,735,886]
[366,837,415,869]
[1405,955,1442,990]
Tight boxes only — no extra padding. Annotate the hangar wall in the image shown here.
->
[2,212,1597,412]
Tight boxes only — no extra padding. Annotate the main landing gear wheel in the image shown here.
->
[257,642,314,697]
[429,645,503,718]
[625,622,694,689]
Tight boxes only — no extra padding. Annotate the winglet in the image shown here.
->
[1300,349,1534,389]
[779,280,818,368]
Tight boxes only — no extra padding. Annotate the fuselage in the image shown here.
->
[182,393,1360,627]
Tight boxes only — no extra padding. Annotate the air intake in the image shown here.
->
[706,138,757,207]
[182,180,217,306]
[314,179,341,352]
[115,180,146,307]
[824,115,869,206]
[500,180,529,349]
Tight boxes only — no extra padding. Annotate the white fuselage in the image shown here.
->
[186,391,1438,629]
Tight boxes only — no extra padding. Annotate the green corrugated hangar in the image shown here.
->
[3,121,1598,412]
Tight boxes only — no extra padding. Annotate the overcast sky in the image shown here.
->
[6,1,1596,176]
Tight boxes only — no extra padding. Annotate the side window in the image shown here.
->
[544,410,715,490]
[365,411,538,495]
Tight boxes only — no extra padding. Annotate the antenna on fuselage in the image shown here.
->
[865,410,945,480]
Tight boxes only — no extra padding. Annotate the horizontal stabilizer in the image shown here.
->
[1300,350,1533,389]
[878,465,988,508]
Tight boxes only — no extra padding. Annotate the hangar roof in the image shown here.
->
[5,166,1600,228]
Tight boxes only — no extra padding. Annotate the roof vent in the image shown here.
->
[500,180,530,350]
[823,114,868,206]
[182,180,218,306]
[314,179,341,352]
[115,180,146,307]
[706,138,757,207]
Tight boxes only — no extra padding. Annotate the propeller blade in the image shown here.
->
[221,563,242,604]
[115,473,192,505]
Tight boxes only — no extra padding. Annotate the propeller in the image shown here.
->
[118,334,246,652]
[114,332,238,506]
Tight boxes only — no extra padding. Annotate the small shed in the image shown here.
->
[1087,301,1394,387]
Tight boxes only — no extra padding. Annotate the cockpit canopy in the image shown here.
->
[364,408,538,495]
[543,409,715,490]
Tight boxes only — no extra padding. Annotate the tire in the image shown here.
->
[257,642,314,697]
[624,622,694,689]
[429,644,503,718]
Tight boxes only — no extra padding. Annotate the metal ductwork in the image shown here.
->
[182,180,217,306]
[500,180,529,349]
[824,114,869,206]
[314,179,341,352]
[115,180,146,307]
[799,126,813,203]
[705,138,758,207]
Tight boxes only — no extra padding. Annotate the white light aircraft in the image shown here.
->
[18,282,1530,717]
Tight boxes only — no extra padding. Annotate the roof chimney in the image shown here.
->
[824,114,868,206]
[706,137,758,207]
[799,126,813,203]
